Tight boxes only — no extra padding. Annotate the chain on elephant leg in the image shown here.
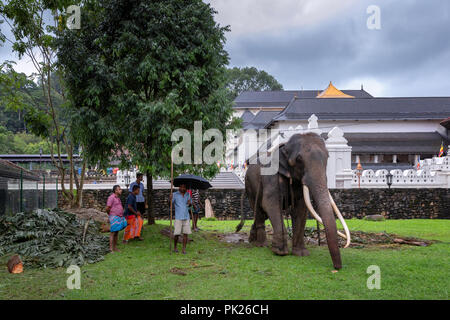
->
[249,223,257,243]
[291,209,310,257]
[271,233,289,256]
[292,244,310,257]
[291,231,310,256]
[249,224,266,246]
[255,225,267,247]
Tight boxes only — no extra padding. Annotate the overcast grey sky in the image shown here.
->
[1,0,449,97]
[208,0,450,97]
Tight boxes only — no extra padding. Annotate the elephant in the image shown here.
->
[237,132,350,270]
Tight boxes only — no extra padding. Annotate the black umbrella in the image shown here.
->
[173,174,212,190]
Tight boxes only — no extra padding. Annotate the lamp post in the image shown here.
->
[125,171,130,190]
[39,147,42,173]
[356,160,363,189]
[386,172,393,189]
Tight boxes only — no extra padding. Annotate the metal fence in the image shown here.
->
[0,172,58,216]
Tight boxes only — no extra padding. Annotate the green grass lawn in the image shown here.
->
[0,219,449,300]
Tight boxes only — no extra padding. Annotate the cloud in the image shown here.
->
[0,9,55,76]
[1,0,450,97]
[209,0,450,96]
[0,39,43,76]
[207,0,358,37]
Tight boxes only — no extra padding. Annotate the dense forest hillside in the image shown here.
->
[0,71,62,154]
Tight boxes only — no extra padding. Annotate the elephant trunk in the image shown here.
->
[305,179,342,270]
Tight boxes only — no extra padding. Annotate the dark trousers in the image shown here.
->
[137,202,146,218]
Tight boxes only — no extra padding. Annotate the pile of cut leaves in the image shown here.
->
[303,227,434,248]
[0,209,110,268]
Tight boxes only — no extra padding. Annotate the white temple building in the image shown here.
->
[228,82,450,171]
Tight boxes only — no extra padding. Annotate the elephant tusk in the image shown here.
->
[302,185,323,224]
[302,185,348,241]
[328,192,351,248]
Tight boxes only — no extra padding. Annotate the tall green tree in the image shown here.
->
[0,125,14,153]
[226,66,284,99]
[0,0,86,208]
[0,123,57,154]
[0,62,30,133]
[58,0,239,223]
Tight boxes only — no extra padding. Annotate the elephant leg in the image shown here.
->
[249,204,267,246]
[249,222,257,242]
[263,191,289,256]
[291,199,310,257]
[255,209,267,246]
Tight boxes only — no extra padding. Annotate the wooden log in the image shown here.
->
[393,238,429,246]
[7,255,23,274]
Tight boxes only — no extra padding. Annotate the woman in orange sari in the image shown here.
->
[123,185,144,243]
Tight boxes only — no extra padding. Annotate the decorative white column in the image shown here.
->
[269,125,303,153]
[306,114,323,136]
[284,126,295,141]
[374,155,379,164]
[325,126,353,189]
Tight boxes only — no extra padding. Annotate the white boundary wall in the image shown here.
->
[350,156,450,189]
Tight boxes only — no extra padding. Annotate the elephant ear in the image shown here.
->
[278,144,292,179]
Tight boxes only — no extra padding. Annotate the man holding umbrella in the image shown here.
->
[170,183,192,254]
[169,174,212,253]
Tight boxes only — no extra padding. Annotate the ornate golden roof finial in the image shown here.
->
[317,82,355,98]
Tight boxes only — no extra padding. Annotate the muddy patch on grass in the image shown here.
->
[218,233,250,244]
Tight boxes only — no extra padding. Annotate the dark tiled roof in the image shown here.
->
[234,90,299,103]
[297,89,373,99]
[271,97,450,123]
[441,117,450,129]
[344,132,448,154]
[233,89,373,109]
[234,91,297,110]
[345,90,373,98]
[0,160,40,181]
[244,111,281,130]
[240,110,255,126]
[234,101,289,109]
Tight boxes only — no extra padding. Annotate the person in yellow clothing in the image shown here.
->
[123,185,144,243]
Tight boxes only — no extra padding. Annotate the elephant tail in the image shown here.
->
[236,178,261,232]
[235,189,246,232]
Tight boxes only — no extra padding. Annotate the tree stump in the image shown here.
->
[7,255,23,274]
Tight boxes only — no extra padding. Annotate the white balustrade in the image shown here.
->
[351,152,450,188]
